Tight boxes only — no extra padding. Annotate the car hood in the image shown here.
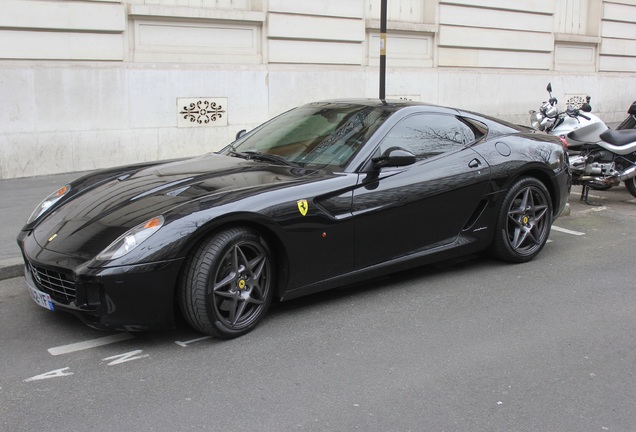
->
[31,153,320,258]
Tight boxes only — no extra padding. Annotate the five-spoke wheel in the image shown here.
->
[492,177,553,263]
[179,227,274,339]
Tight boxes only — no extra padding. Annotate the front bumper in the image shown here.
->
[19,231,185,331]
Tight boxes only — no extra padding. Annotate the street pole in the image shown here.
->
[379,0,387,100]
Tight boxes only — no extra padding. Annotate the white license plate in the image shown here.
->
[28,286,55,311]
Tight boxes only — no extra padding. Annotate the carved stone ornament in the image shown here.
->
[566,95,587,109]
[177,98,228,127]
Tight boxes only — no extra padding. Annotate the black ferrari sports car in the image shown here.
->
[18,99,570,338]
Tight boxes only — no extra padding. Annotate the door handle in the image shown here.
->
[468,158,481,169]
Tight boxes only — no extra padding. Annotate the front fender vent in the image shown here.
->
[462,199,489,231]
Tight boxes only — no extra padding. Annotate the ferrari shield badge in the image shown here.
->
[297,199,308,216]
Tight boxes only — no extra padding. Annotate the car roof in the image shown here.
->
[302,98,530,134]
[307,98,439,109]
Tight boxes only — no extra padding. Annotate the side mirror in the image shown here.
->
[235,129,247,140]
[580,103,592,113]
[546,83,552,93]
[372,147,416,169]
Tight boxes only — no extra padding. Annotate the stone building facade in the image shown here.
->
[1,0,636,178]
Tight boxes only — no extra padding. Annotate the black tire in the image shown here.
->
[179,227,274,339]
[625,177,636,198]
[491,177,553,263]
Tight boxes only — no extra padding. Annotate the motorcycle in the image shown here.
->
[530,83,636,203]
[529,83,609,148]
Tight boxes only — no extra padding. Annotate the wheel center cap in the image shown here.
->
[238,279,247,290]
[522,215,529,225]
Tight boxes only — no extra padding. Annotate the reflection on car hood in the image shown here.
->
[32,154,317,257]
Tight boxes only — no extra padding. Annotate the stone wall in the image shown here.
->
[1,0,636,178]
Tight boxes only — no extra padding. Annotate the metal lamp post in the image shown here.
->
[379,0,387,100]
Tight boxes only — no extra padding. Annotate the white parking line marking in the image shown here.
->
[552,225,586,236]
[102,350,149,366]
[24,367,73,382]
[175,336,213,347]
[48,333,134,356]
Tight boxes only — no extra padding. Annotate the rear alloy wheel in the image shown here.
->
[492,177,553,263]
[625,177,636,198]
[180,227,273,339]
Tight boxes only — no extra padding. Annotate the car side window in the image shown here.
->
[380,114,477,159]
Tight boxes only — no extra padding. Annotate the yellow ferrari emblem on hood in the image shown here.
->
[297,199,308,216]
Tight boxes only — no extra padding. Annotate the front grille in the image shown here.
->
[29,264,76,304]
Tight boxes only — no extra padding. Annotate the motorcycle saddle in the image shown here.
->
[600,129,636,146]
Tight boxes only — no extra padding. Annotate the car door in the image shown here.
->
[352,113,491,269]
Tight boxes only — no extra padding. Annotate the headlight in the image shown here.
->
[27,184,71,224]
[96,216,164,261]
[530,111,545,131]
[544,105,558,118]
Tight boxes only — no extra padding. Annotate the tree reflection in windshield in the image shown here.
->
[228,103,392,168]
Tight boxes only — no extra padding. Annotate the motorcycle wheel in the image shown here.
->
[625,178,636,198]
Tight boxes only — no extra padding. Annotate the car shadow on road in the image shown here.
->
[29,253,508,349]
[266,253,498,317]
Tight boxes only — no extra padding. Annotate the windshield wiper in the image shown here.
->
[227,148,250,159]
[240,151,300,167]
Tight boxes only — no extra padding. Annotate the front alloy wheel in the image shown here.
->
[492,177,553,263]
[180,227,274,339]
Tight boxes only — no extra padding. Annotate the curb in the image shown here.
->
[0,258,23,281]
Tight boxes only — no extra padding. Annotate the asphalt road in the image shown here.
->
[1,187,635,432]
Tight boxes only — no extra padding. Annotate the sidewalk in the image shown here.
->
[0,171,84,280]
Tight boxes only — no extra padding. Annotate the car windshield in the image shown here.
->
[224,103,391,168]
